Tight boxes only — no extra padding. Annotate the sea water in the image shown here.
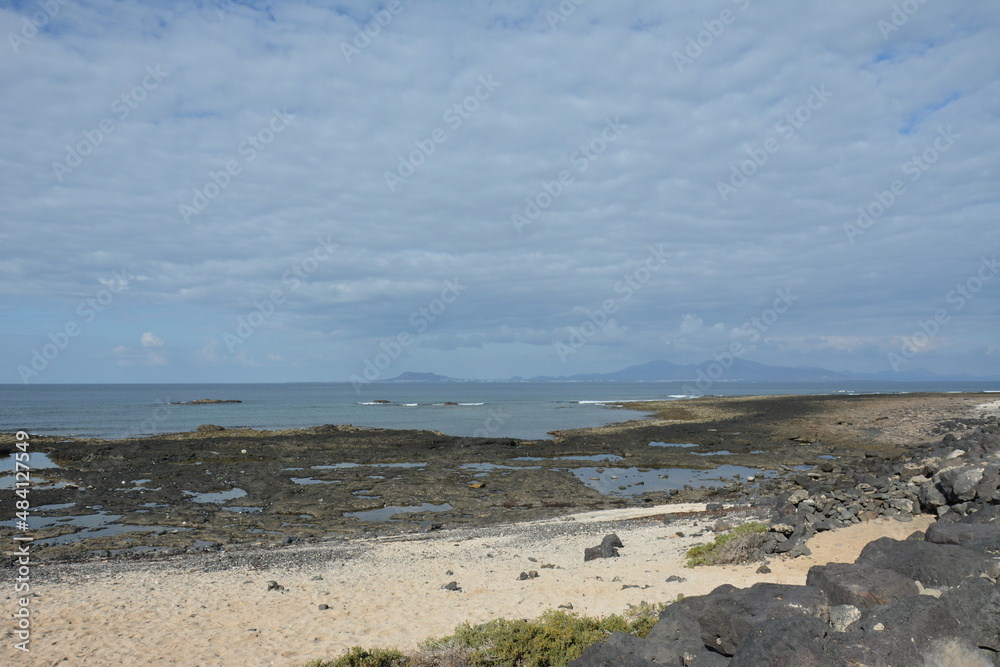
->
[1,380,997,441]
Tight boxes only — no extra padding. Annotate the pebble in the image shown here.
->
[318,604,329,610]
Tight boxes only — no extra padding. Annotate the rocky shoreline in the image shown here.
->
[574,417,1000,666]
[1,392,997,563]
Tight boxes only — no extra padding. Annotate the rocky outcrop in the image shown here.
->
[572,423,1000,667]
[572,533,1000,666]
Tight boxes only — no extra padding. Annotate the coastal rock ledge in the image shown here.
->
[573,423,1000,667]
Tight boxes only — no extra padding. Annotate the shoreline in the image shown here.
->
[2,392,997,562]
[2,391,998,664]
[7,502,935,666]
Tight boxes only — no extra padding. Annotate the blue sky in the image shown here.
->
[2,0,999,383]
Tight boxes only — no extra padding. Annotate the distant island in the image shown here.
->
[171,398,243,405]
[376,359,995,383]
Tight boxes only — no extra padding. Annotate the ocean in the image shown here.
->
[2,380,998,441]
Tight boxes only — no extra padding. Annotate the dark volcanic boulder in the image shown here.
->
[937,465,985,502]
[940,577,1000,652]
[805,562,917,610]
[857,595,961,645]
[584,534,624,562]
[730,616,842,667]
[958,503,1000,524]
[673,583,829,657]
[644,603,706,660]
[925,521,1000,546]
[569,635,655,667]
[855,537,1000,586]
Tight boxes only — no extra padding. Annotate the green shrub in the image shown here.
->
[685,522,768,567]
[420,606,664,667]
[304,646,408,667]
[305,603,666,667]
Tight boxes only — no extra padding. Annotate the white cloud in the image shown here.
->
[141,332,165,348]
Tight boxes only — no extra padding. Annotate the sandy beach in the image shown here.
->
[4,392,996,665]
[6,504,932,666]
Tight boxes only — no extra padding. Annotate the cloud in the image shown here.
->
[1,1,998,382]
[141,332,165,348]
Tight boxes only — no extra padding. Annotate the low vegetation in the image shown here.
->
[685,522,769,567]
[303,603,666,667]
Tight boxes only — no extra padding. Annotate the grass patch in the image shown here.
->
[303,603,666,667]
[685,522,768,567]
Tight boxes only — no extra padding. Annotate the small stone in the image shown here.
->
[666,575,686,583]
[266,581,283,592]
[310,575,324,581]
[442,581,460,591]
[446,570,453,576]
[528,570,539,579]
[756,564,771,574]
[518,572,529,581]
[558,603,574,610]
[318,604,329,610]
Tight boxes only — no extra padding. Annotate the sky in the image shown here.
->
[2,0,999,384]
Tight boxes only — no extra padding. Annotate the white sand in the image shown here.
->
[6,505,933,666]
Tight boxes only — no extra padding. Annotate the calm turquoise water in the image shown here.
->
[1,381,997,440]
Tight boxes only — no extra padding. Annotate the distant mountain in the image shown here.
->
[378,360,997,384]
[379,371,462,383]
[523,358,847,383]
